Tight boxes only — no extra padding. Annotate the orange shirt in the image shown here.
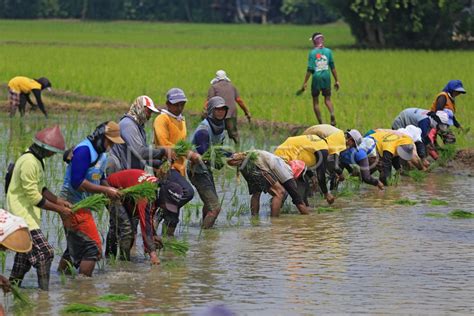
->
[153,113,187,175]
[430,92,456,113]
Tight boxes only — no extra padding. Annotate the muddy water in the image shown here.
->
[1,113,473,315]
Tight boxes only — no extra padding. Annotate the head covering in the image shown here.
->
[442,80,466,94]
[166,88,188,104]
[162,182,183,213]
[105,121,125,144]
[36,77,52,91]
[435,110,450,125]
[206,96,228,135]
[210,70,231,85]
[346,129,362,149]
[33,125,66,153]
[289,160,306,179]
[310,33,324,48]
[359,137,377,158]
[397,144,415,161]
[128,95,158,125]
[0,209,32,253]
[397,125,422,142]
[88,121,124,154]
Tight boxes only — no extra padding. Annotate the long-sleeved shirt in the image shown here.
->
[107,169,158,253]
[110,115,166,170]
[6,153,45,230]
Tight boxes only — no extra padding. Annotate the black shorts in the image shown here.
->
[63,229,101,267]
[242,168,278,195]
[312,88,331,97]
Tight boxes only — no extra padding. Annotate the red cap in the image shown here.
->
[289,160,306,179]
[33,125,66,153]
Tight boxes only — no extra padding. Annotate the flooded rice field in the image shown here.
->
[0,113,473,315]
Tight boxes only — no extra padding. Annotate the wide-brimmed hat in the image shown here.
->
[0,209,32,253]
[104,121,125,144]
[33,125,66,153]
[397,144,415,161]
[289,160,306,179]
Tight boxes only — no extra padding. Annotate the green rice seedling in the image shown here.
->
[162,238,189,256]
[408,169,427,182]
[173,140,195,157]
[388,171,401,186]
[62,303,112,314]
[448,209,474,219]
[201,146,232,170]
[98,294,134,302]
[430,199,449,206]
[120,181,158,204]
[10,285,34,307]
[71,194,109,212]
[317,207,340,213]
[424,212,446,218]
[0,252,6,273]
[395,198,417,206]
[437,145,457,166]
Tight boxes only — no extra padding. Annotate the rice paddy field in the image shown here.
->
[0,20,473,315]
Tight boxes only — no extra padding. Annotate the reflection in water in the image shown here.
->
[0,113,473,314]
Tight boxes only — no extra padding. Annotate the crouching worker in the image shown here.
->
[58,122,124,277]
[0,209,33,313]
[6,126,72,290]
[339,130,384,190]
[227,150,310,217]
[105,169,180,265]
[274,135,335,205]
[188,96,230,229]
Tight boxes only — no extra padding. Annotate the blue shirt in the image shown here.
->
[340,147,367,165]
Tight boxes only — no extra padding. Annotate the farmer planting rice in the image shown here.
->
[429,80,467,144]
[274,135,335,205]
[205,69,251,145]
[392,108,453,162]
[227,151,310,216]
[58,121,124,277]
[105,169,182,265]
[153,88,197,236]
[7,76,51,118]
[189,96,232,229]
[300,32,339,126]
[6,126,72,290]
[337,130,384,190]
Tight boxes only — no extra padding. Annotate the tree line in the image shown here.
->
[0,0,472,49]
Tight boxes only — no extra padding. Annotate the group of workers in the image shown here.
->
[2,67,467,296]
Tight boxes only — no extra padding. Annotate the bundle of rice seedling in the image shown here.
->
[11,285,34,307]
[202,146,231,170]
[408,169,427,182]
[430,199,449,206]
[449,209,474,219]
[295,88,304,96]
[242,150,259,173]
[120,181,158,203]
[317,207,340,213]
[98,294,133,302]
[162,238,189,256]
[424,212,446,218]
[394,198,417,206]
[71,194,109,212]
[173,140,195,157]
[62,303,112,314]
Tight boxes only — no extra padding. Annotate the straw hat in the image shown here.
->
[33,125,66,153]
[104,121,125,144]
[0,209,32,253]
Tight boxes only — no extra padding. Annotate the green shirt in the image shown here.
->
[6,153,45,230]
[307,47,335,90]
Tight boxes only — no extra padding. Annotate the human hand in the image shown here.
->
[334,81,340,91]
[0,275,11,293]
[245,113,251,123]
[104,187,122,200]
[165,148,177,162]
[377,181,385,191]
[325,193,335,205]
[188,152,201,164]
[337,173,345,182]
[153,235,164,250]
[57,198,72,208]
[149,251,160,265]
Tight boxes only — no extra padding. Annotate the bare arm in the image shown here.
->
[302,71,312,91]
[331,68,340,90]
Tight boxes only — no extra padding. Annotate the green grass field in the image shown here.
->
[0,20,473,146]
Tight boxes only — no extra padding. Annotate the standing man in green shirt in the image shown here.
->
[6,125,72,290]
[301,32,340,126]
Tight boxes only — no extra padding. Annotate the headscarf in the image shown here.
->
[87,121,109,154]
[210,70,231,85]
[312,33,324,49]
[127,96,149,126]
[206,96,227,135]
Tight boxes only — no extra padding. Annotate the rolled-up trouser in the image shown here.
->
[188,167,221,227]
[105,200,139,260]
[10,229,54,291]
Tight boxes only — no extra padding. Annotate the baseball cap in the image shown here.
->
[105,121,125,144]
[142,95,159,113]
[346,129,363,149]
[397,144,415,161]
[452,80,466,94]
[289,160,306,179]
[161,182,183,213]
[0,209,32,253]
[166,88,188,104]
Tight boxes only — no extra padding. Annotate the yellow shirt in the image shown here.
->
[274,135,328,167]
[8,76,41,94]
[303,124,346,155]
[153,113,187,175]
[6,153,45,230]
[371,130,414,156]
